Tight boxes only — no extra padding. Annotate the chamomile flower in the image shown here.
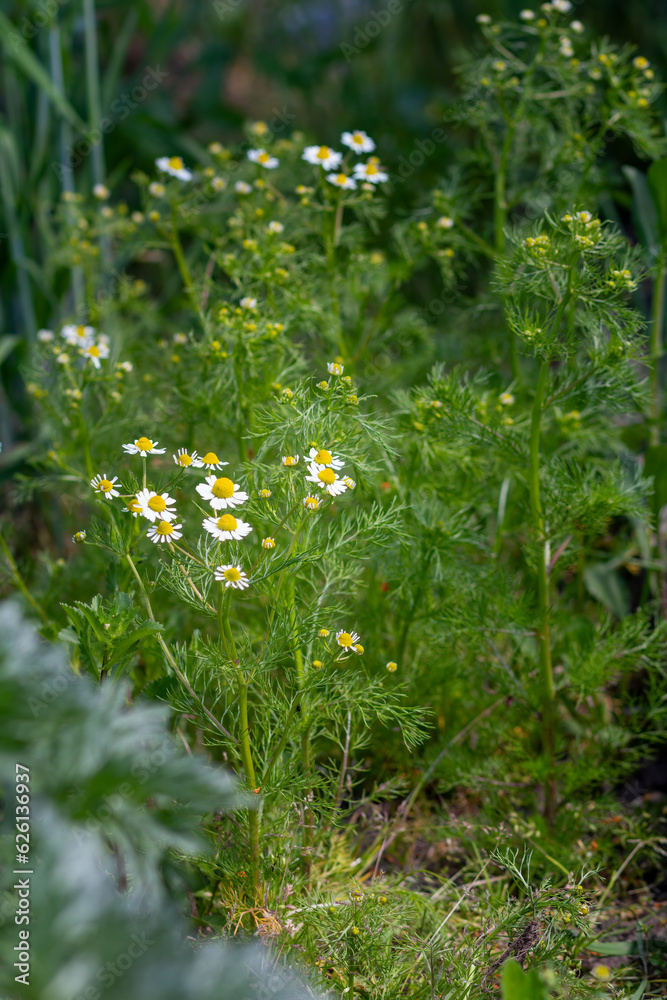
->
[282,455,299,466]
[436,215,454,229]
[196,475,248,510]
[123,437,166,456]
[148,182,166,197]
[124,496,143,517]
[571,19,584,32]
[202,512,253,541]
[240,296,257,309]
[211,176,226,192]
[305,462,348,497]
[155,156,193,181]
[93,183,110,199]
[235,180,252,194]
[308,447,344,469]
[327,172,357,190]
[551,0,571,11]
[327,361,344,375]
[83,342,110,369]
[214,564,250,589]
[200,452,228,470]
[386,661,398,672]
[353,161,388,183]
[135,489,178,523]
[353,644,364,655]
[61,324,96,348]
[318,628,330,637]
[302,145,343,170]
[72,531,87,543]
[91,474,121,499]
[262,537,276,549]
[267,220,285,234]
[519,8,536,18]
[258,488,272,498]
[342,476,356,490]
[499,391,515,406]
[303,495,321,511]
[37,329,54,342]
[173,448,203,468]
[247,148,279,169]
[336,629,360,651]
[341,130,376,153]
[147,520,182,544]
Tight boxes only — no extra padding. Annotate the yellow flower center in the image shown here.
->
[315,449,333,464]
[128,498,142,513]
[258,152,270,163]
[317,146,330,159]
[336,174,346,184]
[136,437,153,451]
[337,632,353,647]
[168,156,184,170]
[318,469,336,485]
[211,476,235,499]
[177,452,192,466]
[157,520,173,535]
[284,456,298,466]
[148,495,167,512]
[88,345,100,356]
[224,567,242,582]
[202,452,219,465]
[366,164,378,175]
[99,478,113,492]
[217,514,238,531]
[353,132,363,143]
[76,325,87,338]
[304,497,318,509]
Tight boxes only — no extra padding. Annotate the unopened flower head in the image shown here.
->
[258,488,272,498]
[353,643,364,655]
[336,629,361,651]
[148,182,166,197]
[124,497,143,518]
[72,530,87,544]
[302,145,343,170]
[200,452,228,470]
[203,512,252,540]
[147,520,182,544]
[308,447,344,469]
[305,462,348,496]
[353,161,388,183]
[196,475,249,510]
[156,156,193,181]
[327,173,357,190]
[341,130,376,153]
[135,489,178,523]
[83,342,110,369]
[262,537,276,549]
[327,361,344,375]
[591,965,612,982]
[123,437,166,456]
[173,448,202,468]
[91,474,120,499]
[499,392,515,406]
[214,564,250,589]
[235,180,252,194]
[282,455,299,467]
[386,661,398,672]
[247,148,279,169]
[318,628,330,637]
[303,495,321,511]
[342,476,356,490]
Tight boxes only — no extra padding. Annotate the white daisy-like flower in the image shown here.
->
[336,629,360,651]
[476,13,492,23]
[91,474,121,499]
[499,392,515,406]
[305,462,348,497]
[235,180,252,195]
[552,0,572,11]
[327,172,357,190]
[135,488,178,523]
[353,161,388,184]
[173,448,203,468]
[155,156,193,181]
[519,8,536,19]
[574,210,593,223]
[302,145,343,170]
[37,329,54,342]
[303,495,321,511]
[148,181,166,197]
[282,455,299,467]
[342,476,356,490]
[308,447,344,470]
[570,19,584,32]
[196,475,248,510]
[61,324,96,348]
[93,183,109,199]
[124,496,143,518]
[147,520,183,544]
[122,437,166,456]
[267,220,284,234]
[199,451,228,470]
[436,215,454,229]
[341,130,376,153]
[240,296,257,309]
[327,362,344,375]
[262,537,276,549]
[214,564,250,589]
[57,352,70,365]
[83,342,110,369]
[247,149,279,169]
[118,360,133,372]
[203,512,253,541]
[211,176,226,192]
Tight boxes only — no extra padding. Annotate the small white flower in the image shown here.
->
[147,520,183,544]
[240,296,257,309]
[327,172,357,190]
[303,495,321,511]
[327,362,344,375]
[282,455,299,467]
[519,8,536,19]
[436,216,454,229]
[93,183,109,200]
[305,462,348,497]
[122,437,166,456]
[570,19,584,32]
[353,161,388,184]
[267,220,284,234]
[196,475,248,510]
[91,474,120,499]
[211,176,226,191]
[336,629,360,652]
[83,342,110,369]
[61,324,96,348]
[203,512,253,541]
[199,451,228,470]
[148,182,166,197]
[341,130,376,153]
[262,537,276,549]
[499,392,515,406]
[308,447,344,469]
[173,333,187,345]
[214,564,249,589]
[118,360,133,372]
[135,488,178,523]
[56,353,70,365]
[155,156,193,181]
[247,148,279,169]
[476,13,492,23]
[173,448,203,468]
[37,329,54,342]
[235,180,252,194]
[552,0,572,11]
[574,210,593,223]
[302,145,343,170]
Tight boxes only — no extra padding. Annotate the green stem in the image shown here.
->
[0,529,48,622]
[170,204,196,305]
[650,252,666,447]
[286,574,312,872]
